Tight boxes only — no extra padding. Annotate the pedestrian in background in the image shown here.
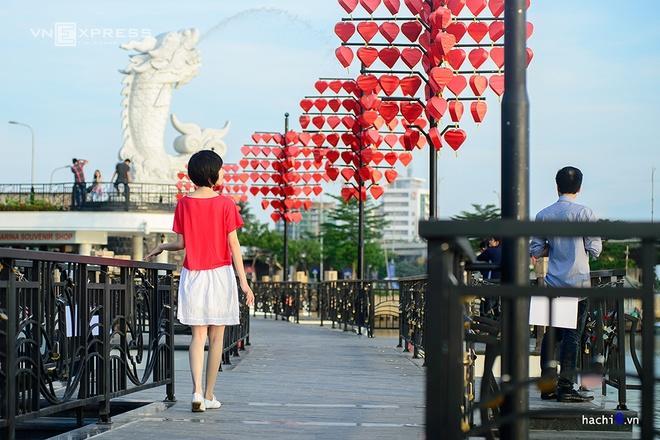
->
[87,169,106,202]
[112,158,132,207]
[70,158,88,208]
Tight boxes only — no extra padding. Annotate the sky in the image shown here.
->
[1,0,659,223]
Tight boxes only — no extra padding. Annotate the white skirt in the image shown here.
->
[177,265,240,326]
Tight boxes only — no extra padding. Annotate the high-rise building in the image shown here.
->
[298,200,336,238]
[380,174,429,245]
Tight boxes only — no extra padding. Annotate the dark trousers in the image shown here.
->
[114,181,130,206]
[72,182,86,208]
[540,299,587,390]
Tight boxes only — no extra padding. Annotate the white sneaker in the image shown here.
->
[192,393,206,412]
[204,395,222,409]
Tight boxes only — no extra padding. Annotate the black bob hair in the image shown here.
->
[555,166,583,194]
[187,150,224,188]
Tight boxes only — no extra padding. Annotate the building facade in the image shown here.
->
[380,176,430,245]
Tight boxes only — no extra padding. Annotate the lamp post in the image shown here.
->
[8,120,36,200]
[50,165,70,184]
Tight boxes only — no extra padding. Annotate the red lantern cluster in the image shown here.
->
[175,164,248,203]
[239,131,328,223]
[333,0,534,153]
[299,78,419,202]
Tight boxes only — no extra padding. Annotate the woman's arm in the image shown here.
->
[145,234,185,260]
[228,230,254,306]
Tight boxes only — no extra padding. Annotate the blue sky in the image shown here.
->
[1,0,659,223]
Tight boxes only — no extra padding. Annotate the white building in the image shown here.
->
[380,174,429,245]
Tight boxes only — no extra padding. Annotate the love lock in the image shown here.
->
[51,341,61,361]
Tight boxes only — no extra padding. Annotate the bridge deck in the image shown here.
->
[60,318,426,440]
[48,317,643,440]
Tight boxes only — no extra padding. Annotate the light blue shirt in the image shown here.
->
[529,195,602,287]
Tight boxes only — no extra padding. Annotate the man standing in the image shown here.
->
[70,158,88,208]
[477,237,502,317]
[112,159,132,208]
[530,166,602,402]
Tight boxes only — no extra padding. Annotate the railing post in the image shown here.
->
[368,282,375,338]
[640,239,656,440]
[296,282,300,324]
[426,242,463,440]
[615,296,627,409]
[397,282,404,348]
[161,270,176,402]
[357,282,363,336]
[98,265,112,425]
[319,282,324,327]
[4,259,17,440]
[343,282,349,332]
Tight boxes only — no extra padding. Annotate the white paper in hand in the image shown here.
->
[529,296,579,329]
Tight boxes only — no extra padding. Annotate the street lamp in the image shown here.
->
[8,120,36,199]
[50,165,70,184]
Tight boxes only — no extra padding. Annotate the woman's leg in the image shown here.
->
[204,325,226,399]
[190,325,208,395]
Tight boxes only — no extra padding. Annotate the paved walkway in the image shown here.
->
[48,317,646,440]
[60,318,425,440]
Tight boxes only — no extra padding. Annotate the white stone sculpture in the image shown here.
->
[118,28,230,182]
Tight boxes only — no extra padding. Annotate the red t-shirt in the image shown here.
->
[172,195,244,270]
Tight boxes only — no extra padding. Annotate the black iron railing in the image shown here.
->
[252,281,306,323]
[0,248,176,440]
[398,275,427,358]
[252,280,382,336]
[0,182,180,212]
[221,283,251,367]
[419,220,659,440]
[319,280,375,336]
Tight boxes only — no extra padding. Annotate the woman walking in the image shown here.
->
[146,150,254,412]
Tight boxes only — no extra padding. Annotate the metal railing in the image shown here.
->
[220,282,251,368]
[419,220,659,440]
[398,275,427,358]
[319,280,375,336]
[252,280,384,336]
[252,281,306,323]
[0,182,180,212]
[0,248,176,440]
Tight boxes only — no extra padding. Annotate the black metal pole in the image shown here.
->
[357,65,366,281]
[500,0,530,439]
[283,113,290,282]
[429,118,438,219]
[640,239,655,440]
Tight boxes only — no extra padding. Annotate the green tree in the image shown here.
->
[237,202,268,247]
[589,241,636,271]
[321,195,387,278]
[288,238,321,273]
[451,203,501,252]
[451,203,501,221]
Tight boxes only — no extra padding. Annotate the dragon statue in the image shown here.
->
[118,28,230,183]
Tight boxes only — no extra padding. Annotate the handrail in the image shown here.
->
[420,219,660,239]
[0,248,175,271]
